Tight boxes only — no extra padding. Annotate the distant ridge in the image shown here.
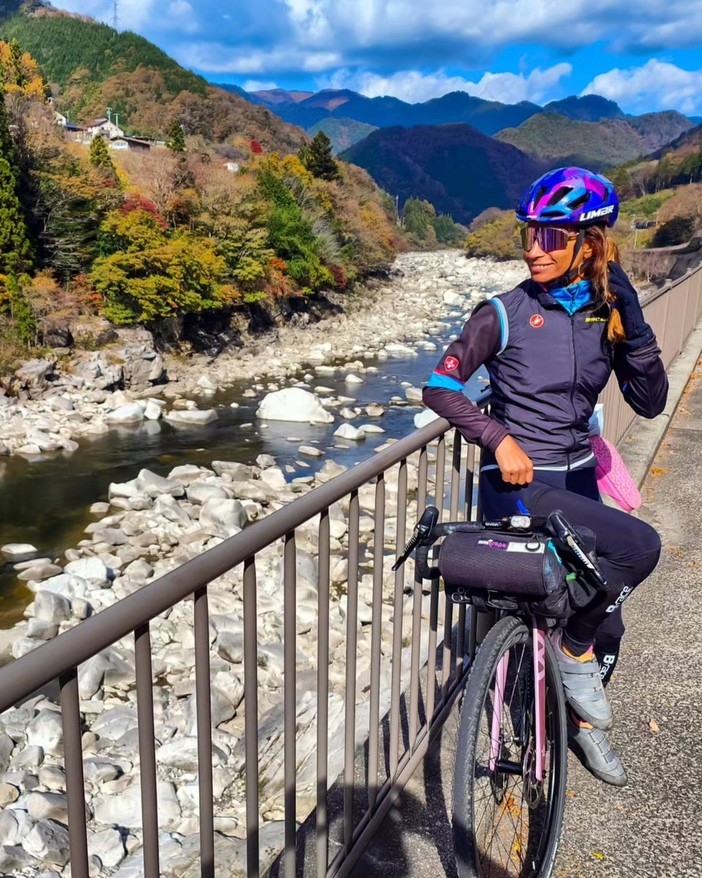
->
[341,124,543,225]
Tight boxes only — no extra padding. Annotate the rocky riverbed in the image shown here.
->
[0,251,523,460]
[0,250,526,877]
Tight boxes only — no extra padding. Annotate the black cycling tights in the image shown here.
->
[480,467,661,685]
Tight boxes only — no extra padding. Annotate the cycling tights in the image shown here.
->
[479,466,661,685]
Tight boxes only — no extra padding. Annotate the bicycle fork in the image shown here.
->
[489,621,548,783]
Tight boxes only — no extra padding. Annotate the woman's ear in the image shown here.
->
[580,238,593,260]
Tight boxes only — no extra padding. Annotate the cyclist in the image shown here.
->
[423,167,668,786]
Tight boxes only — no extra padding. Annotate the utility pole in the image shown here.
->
[106,107,111,123]
[112,0,119,31]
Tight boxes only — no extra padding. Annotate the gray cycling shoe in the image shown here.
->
[568,720,628,787]
[550,630,613,730]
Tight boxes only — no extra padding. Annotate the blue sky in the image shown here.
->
[59,0,702,114]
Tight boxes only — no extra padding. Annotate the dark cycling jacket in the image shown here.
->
[423,279,669,470]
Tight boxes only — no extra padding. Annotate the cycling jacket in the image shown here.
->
[423,279,669,470]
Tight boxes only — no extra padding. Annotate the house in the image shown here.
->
[108,136,151,152]
[86,118,125,140]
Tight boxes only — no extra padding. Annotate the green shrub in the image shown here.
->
[465,212,521,261]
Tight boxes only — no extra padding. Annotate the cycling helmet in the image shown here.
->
[516,167,619,227]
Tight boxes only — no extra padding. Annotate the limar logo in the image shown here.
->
[530,314,544,328]
[444,355,460,371]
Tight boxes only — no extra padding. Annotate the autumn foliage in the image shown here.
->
[0,37,402,344]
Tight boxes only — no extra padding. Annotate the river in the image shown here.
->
[0,325,488,627]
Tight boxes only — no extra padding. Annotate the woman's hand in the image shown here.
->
[494,436,534,485]
[607,262,653,347]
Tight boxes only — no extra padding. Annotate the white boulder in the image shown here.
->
[256,388,333,424]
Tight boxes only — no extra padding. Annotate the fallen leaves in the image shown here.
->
[649,718,660,733]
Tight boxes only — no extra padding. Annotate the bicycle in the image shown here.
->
[394,505,607,878]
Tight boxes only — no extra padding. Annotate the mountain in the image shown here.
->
[626,111,696,152]
[495,111,695,171]
[341,124,543,225]
[0,2,304,150]
[542,94,625,121]
[308,117,378,154]
[251,87,543,135]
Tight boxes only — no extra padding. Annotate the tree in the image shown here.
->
[298,131,340,182]
[0,86,32,274]
[166,119,186,153]
[91,207,237,324]
[89,134,116,177]
[402,197,436,245]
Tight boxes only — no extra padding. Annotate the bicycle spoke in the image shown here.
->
[457,624,565,878]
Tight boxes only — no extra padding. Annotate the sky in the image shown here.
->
[58,0,702,115]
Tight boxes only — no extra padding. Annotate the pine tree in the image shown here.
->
[299,131,340,181]
[0,86,31,274]
[89,134,116,176]
[9,39,27,90]
[166,119,186,153]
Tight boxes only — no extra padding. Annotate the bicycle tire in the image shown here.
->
[453,615,568,878]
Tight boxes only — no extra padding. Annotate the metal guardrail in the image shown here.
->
[600,264,702,447]
[0,264,701,878]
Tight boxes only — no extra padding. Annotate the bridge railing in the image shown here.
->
[0,263,700,878]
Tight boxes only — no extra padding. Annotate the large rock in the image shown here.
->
[1,543,38,561]
[33,590,71,624]
[105,404,145,425]
[94,782,180,829]
[256,388,333,424]
[22,819,70,866]
[199,499,248,539]
[26,791,69,823]
[165,409,218,426]
[89,828,126,870]
[26,711,63,756]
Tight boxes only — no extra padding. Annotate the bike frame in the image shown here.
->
[489,618,549,782]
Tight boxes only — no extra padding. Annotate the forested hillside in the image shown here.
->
[0,1,303,149]
[0,30,405,368]
[341,124,543,225]
[495,111,694,171]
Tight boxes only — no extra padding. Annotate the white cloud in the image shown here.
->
[58,0,702,63]
[582,60,702,115]
[65,0,159,31]
[325,64,572,105]
[179,44,342,75]
[243,79,279,92]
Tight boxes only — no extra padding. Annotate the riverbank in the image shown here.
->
[0,251,524,461]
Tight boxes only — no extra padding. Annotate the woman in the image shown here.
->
[423,167,668,786]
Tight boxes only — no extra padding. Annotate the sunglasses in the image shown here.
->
[520,225,578,253]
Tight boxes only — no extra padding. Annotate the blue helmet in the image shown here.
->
[517,167,619,227]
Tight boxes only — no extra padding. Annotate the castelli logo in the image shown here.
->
[530,314,545,328]
[444,356,460,371]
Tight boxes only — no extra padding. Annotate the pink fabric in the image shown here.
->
[591,436,641,512]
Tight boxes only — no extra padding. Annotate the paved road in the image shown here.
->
[350,349,702,878]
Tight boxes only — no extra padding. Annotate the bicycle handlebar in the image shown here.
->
[395,505,607,588]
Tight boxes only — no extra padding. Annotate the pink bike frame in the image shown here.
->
[489,620,548,781]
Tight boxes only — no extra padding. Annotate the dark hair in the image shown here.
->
[581,224,625,343]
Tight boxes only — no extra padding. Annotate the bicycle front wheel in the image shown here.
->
[453,615,568,878]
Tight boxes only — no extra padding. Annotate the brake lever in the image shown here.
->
[547,509,607,588]
[392,505,440,571]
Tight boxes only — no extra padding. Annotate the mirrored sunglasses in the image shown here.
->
[520,225,577,253]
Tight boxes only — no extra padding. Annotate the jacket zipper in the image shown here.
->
[567,313,578,470]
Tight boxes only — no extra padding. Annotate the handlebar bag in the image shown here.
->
[437,527,597,619]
